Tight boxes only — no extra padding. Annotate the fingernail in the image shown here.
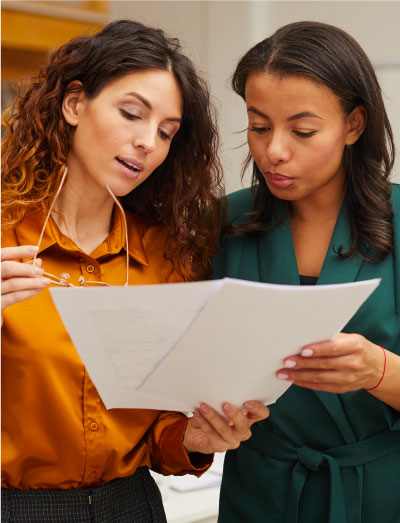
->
[302,349,314,357]
[41,277,51,285]
[200,403,209,414]
[227,420,234,427]
[34,267,44,275]
[284,360,296,368]
[244,401,255,409]
[223,402,232,413]
[34,258,43,267]
[277,372,289,380]
[28,246,39,253]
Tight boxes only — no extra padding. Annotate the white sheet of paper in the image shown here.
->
[139,278,380,411]
[50,280,222,409]
[50,278,380,412]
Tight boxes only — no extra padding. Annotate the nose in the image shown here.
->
[265,132,290,165]
[133,125,157,153]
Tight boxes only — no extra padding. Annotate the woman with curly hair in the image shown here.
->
[213,21,400,523]
[1,19,269,523]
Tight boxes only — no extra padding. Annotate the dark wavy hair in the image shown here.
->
[2,19,223,279]
[230,21,395,262]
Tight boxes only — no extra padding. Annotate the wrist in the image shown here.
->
[182,419,195,454]
[364,345,386,391]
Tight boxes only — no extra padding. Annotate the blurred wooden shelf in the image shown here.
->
[2,1,108,81]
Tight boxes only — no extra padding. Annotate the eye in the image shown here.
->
[159,129,172,141]
[120,109,140,121]
[248,126,271,133]
[294,131,317,138]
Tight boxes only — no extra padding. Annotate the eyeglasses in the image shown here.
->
[33,168,129,287]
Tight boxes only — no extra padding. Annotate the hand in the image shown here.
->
[183,401,269,454]
[1,246,50,324]
[276,332,384,393]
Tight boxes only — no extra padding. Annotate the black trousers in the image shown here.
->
[1,467,167,523]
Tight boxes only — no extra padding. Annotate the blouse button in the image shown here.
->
[86,265,95,273]
[90,422,98,431]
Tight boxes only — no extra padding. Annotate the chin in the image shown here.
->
[265,181,299,201]
[108,179,144,198]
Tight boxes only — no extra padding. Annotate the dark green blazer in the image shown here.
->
[213,184,400,523]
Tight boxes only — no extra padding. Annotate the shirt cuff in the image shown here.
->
[160,418,213,476]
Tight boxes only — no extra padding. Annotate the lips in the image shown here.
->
[264,171,294,189]
[116,156,144,173]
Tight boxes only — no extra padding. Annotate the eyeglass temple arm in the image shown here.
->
[32,167,129,287]
[105,185,129,286]
[33,167,68,265]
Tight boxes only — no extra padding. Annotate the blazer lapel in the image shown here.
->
[318,201,363,285]
[257,206,299,285]
[237,197,363,286]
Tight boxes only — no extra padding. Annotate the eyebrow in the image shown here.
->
[126,92,182,123]
[247,107,323,121]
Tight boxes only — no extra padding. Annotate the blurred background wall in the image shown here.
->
[3,1,400,194]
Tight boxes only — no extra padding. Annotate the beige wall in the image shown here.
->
[111,1,400,192]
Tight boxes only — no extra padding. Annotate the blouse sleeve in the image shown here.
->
[144,411,213,476]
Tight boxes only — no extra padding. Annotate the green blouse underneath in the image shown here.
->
[212,184,400,523]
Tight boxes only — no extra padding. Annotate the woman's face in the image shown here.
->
[245,72,363,203]
[63,69,182,196]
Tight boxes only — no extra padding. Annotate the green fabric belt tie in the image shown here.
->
[243,425,400,523]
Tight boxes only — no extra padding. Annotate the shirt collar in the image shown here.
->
[15,209,56,259]
[15,207,150,267]
[102,206,149,267]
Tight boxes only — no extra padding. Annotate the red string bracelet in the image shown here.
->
[364,346,386,391]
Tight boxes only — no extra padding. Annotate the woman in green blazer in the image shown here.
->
[213,22,400,523]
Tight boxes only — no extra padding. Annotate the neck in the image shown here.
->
[51,167,115,255]
[289,178,346,225]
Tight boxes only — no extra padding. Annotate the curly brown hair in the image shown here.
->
[230,21,395,262]
[2,19,224,279]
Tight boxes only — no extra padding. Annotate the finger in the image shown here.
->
[299,339,338,358]
[283,354,352,371]
[199,403,244,445]
[193,409,229,452]
[1,276,51,297]
[221,403,253,440]
[1,260,44,280]
[26,257,43,267]
[1,288,43,311]
[300,334,362,358]
[277,368,351,386]
[243,401,270,424]
[1,246,38,261]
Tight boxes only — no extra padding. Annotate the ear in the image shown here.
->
[345,105,367,145]
[62,81,86,126]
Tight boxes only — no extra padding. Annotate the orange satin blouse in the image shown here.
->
[1,207,211,489]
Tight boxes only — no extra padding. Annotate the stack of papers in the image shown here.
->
[50,277,379,413]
